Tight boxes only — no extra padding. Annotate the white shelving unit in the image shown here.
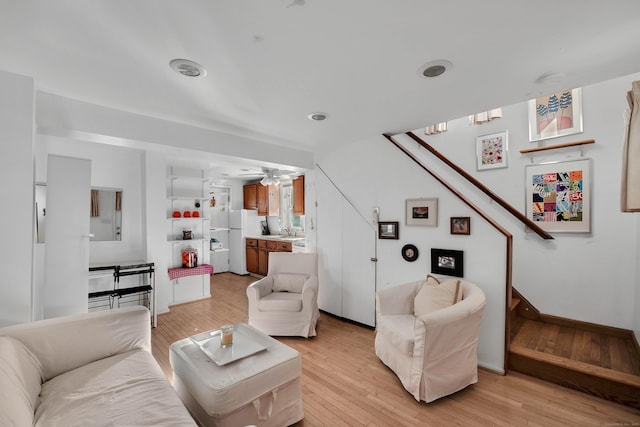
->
[167,166,211,305]
[209,186,230,273]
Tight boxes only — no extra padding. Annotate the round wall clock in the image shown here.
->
[401,244,419,262]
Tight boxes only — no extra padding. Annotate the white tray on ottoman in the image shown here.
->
[170,323,303,427]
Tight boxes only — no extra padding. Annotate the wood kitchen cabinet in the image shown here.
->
[246,238,292,275]
[257,184,268,216]
[245,238,259,274]
[292,175,305,215]
[243,184,258,210]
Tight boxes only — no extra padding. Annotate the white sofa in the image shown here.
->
[375,278,486,403]
[0,306,196,426]
[247,252,319,338]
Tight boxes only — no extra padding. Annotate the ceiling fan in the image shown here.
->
[238,167,299,185]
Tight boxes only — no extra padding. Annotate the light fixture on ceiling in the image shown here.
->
[260,169,280,186]
[419,60,453,78]
[169,59,207,78]
[308,112,328,121]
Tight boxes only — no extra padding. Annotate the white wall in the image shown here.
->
[36,135,145,264]
[314,71,640,371]
[0,70,35,326]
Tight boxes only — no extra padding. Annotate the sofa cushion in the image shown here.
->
[0,336,43,427]
[34,349,196,427]
[425,274,440,286]
[376,314,415,356]
[272,273,309,293]
[414,279,461,317]
[258,292,303,312]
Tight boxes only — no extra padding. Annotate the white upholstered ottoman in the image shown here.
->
[169,324,303,427]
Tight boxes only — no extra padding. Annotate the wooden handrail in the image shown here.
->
[519,139,594,154]
[404,131,554,240]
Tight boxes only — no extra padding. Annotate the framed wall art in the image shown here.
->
[476,131,508,170]
[528,88,583,142]
[402,244,419,262]
[405,198,438,227]
[525,158,591,233]
[450,217,470,235]
[431,248,464,277]
[378,221,399,239]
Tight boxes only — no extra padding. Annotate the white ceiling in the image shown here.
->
[2,1,640,180]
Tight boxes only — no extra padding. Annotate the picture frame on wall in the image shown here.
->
[431,248,464,277]
[525,158,591,233]
[528,88,583,142]
[476,131,508,170]
[450,217,470,235]
[405,198,438,227]
[378,221,399,239]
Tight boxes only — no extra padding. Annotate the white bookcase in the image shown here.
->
[167,166,211,304]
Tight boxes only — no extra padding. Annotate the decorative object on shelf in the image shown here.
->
[401,244,419,262]
[528,88,583,142]
[469,108,503,125]
[431,248,464,277]
[450,217,471,235]
[476,130,508,170]
[525,158,591,233]
[378,221,399,239]
[172,210,181,218]
[181,248,198,268]
[405,198,438,227]
[192,211,200,218]
[182,230,192,240]
[183,211,191,218]
[210,196,216,207]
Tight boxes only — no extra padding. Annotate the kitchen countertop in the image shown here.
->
[246,235,305,242]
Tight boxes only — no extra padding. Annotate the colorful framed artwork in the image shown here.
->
[525,158,591,233]
[405,198,438,227]
[476,131,508,170]
[378,221,399,239]
[528,88,583,142]
[450,217,470,235]
[431,248,464,278]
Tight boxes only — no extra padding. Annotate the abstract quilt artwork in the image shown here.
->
[525,158,591,233]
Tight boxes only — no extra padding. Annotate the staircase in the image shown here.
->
[509,289,640,409]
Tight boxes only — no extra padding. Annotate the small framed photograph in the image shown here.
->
[476,131,508,170]
[402,244,419,262]
[378,221,399,239]
[405,198,438,227]
[450,217,470,235]
[528,88,583,142]
[431,248,464,278]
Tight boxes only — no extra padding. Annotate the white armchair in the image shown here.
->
[246,252,319,338]
[375,278,486,403]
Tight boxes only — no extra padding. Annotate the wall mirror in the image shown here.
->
[35,184,123,242]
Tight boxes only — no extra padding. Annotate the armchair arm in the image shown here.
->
[376,280,423,316]
[301,276,319,310]
[246,276,275,302]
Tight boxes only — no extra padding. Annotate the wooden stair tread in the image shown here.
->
[510,297,521,311]
[510,345,640,388]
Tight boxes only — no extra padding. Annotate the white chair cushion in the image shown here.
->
[0,336,43,427]
[272,273,309,293]
[258,292,303,312]
[414,279,461,317]
[376,314,415,356]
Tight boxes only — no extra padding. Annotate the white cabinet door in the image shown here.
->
[316,171,343,317]
[342,200,376,327]
[44,155,91,318]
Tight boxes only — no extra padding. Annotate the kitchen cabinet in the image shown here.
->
[246,238,292,275]
[246,238,259,274]
[243,184,257,210]
[244,183,279,216]
[292,175,305,216]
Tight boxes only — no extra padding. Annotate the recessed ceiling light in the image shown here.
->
[308,112,328,121]
[419,60,453,78]
[169,59,207,78]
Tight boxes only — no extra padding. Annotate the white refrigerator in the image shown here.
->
[229,209,261,274]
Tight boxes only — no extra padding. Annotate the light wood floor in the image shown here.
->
[152,273,640,426]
